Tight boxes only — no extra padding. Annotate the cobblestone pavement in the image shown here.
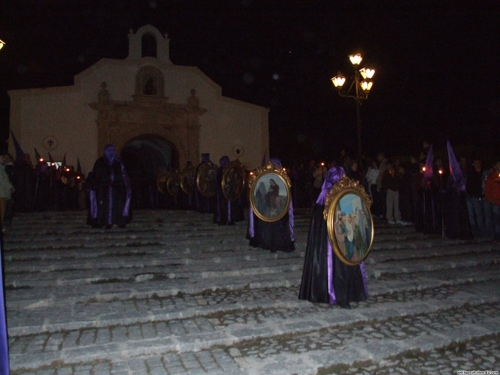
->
[3,209,500,374]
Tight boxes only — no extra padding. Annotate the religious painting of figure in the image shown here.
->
[167,172,182,196]
[325,176,374,266]
[157,170,171,194]
[222,159,245,201]
[181,166,196,195]
[249,163,291,222]
[196,162,218,198]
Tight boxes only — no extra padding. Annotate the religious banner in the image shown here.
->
[167,172,182,196]
[324,175,374,266]
[180,166,196,195]
[222,159,245,202]
[248,162,291,222]
[196,162,218,198]
[156,170,171,194]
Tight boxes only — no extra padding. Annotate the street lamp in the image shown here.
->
[331,53,375,160]
[0,40,5,50]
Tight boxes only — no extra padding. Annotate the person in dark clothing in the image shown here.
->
[13,153,35,212]
[298,166,368,309]
[415,146,441,234]
[247,158,295,253]
[381,161,404,225]
[179,161,195,210]
[465,159,489,237]
[87,144,132,229]
[431,158,448,235]
[2,154,15,226]
[194,153,215,214]
[443,141,473,240]
[213,156,244,225]
[346,160,365,185]
[407,156,420,226]
[398,163,414,224]
[33,157,51,211]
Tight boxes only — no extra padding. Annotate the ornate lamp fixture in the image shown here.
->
[331,53,375,159]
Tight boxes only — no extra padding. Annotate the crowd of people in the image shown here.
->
[0,151,86,229]
[2,140,500,244]
[288,142,500,243]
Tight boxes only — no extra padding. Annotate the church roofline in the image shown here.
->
[127,24,171,64]
[220,95,269,113]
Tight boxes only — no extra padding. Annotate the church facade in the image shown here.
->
[8,25,269,177]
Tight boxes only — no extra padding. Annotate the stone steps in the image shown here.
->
[4,209,500,374]
[8,281,500,373]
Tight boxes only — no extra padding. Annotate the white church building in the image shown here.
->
[8,25,269,178]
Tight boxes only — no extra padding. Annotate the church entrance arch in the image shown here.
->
[121,135,180,209]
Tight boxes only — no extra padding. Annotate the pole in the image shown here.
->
[355,98,362,161]
[354,69,362,161]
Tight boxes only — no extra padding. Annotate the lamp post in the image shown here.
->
[331,53,375,160]
[0,40,5,50]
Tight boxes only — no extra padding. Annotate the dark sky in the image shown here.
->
[1,0,499,164]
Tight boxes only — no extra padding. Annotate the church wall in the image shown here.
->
[9,46,269,178]
[162,65,221,105]
[142,63,269,169]
[9,88,97,175]
[77,60,137,102]
[200,98,269,170]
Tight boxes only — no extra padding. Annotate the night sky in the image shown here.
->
[1,0,499,165]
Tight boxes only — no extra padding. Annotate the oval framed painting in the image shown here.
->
[325,175,374,266]
[157,171,171,194]
[180,166,196,195]
[196,162,218,198]
[167,172,182,196]
[222,159,246,201]
[249,162,291,222]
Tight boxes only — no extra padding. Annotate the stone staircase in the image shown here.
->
[3,208,500,374]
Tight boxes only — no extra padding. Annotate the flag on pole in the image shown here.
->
[9,130,25,167]
[34,148,42,162]
[421,145,434,187]
[261,149,267,166]
[447,140,465,191]
[76,157,82,174]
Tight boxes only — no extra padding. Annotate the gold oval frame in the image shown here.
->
[222,159,246,201]
[325,176,374,266]
[180,166,196,195]
[249,162,291,222]
[167,172,182,196]
[157,171,171,194]
[196,162,218,198]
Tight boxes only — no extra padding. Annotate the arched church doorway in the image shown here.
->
[121,135,180,209]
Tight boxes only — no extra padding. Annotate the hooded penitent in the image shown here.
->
[299,166,368,307]
[104,144,120,165]
[201,153,210,164]
[247,157,295,251]
[316,166,345,205]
